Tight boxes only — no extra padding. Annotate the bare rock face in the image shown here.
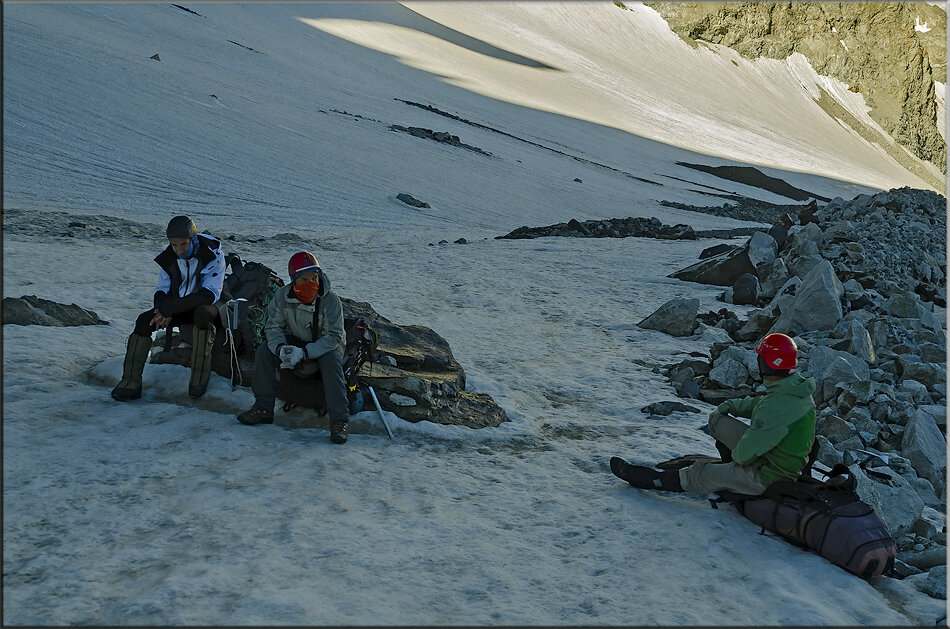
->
[149,297,509,430]
[647,2,946,176]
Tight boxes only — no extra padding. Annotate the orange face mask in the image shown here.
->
[292,279,320,304]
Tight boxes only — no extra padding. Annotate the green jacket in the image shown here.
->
[717,372,817,485]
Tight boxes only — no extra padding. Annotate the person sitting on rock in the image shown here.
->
[610,333,816,495]
[111,215,227,401]
[237,251,350,444]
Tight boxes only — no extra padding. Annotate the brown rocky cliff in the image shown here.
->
[645,2,947,175]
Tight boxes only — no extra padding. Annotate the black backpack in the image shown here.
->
[703,462,897,579]
[222,253,285,351]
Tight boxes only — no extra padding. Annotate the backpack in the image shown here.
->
[274,316,379,414]
[222,253,285,351]
[711,465,897,579]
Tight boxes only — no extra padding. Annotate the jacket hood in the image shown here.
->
[766,371,817,398]
[318,269,331,296]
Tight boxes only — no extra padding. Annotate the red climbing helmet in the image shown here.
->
[756,333,798,370]
[288,251,320,281]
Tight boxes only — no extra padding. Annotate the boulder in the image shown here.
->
[918,342,945,364]
[762,276,801,318]
[732,273,760,305]
[637,298,699,337]
[829,320,876,364]
[782,223,825,278]
[915,565,947,600]
[2,295,108,327]
[901,409,947,491]
[676,379,701,399]
[699,386,756,406]
[911,507,945,540]
[850,464,924,537]
[641,401,701,416]
[768,260,844,335]
[668,244,755,286]
[822,219,857,243]
[816,412,855,444]
[805,345,871,384]
[707,358,749,388]
[897,379,932,405]
[815,434,844,467]
[735,309,776,342]
[900,546,947,572]
[396,193,430,209]
[746,230,777,268]
[918,404,947,430]
[699,243,734,259]
[756,257,790,299]
[900,361,945,391]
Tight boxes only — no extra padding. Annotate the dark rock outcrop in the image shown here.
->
[498,216,697,240]
[2,295,108,327]
[390,125,492,156]
[396,193,430,209]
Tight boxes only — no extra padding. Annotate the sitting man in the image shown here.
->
[112,215,226,401]
[611,333,816,496]
[237,251,350,444]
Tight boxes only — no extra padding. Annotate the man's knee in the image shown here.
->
[192,305,219,329]
[133,310,157,337]
[255,342,277,364]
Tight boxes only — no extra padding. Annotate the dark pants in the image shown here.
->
[251,343,349,423]
[133,304,220,338]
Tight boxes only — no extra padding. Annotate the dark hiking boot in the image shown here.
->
[237,405,274,425]
[610,457,683,492]
[111,333,151,401]
[188,326,216,398]
[330,421,348,444]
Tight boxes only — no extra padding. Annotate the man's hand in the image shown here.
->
[708,409,722,424]
[279,345,304,369]
[150,309,171,330]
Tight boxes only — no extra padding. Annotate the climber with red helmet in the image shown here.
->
[112,215,227,402]
[237,251,350,444]
[610,332,817,495]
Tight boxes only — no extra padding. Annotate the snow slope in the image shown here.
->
[3,2,945,625]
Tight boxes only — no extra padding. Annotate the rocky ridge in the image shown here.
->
[497,215,760,241]
[639,186,947,594]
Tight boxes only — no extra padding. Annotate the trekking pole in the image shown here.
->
[367,386,394,441]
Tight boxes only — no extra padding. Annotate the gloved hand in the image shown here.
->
[279,345,304,369]
[708,409,722,424]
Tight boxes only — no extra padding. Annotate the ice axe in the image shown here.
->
[367,386,394,440]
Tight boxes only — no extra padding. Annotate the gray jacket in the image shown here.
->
[265,270,345,360]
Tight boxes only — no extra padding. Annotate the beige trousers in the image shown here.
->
[679,413,769,496]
